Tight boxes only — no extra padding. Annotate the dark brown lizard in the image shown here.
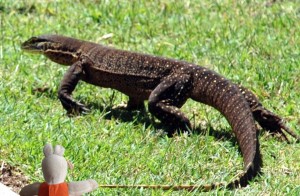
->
[21,35,299,190]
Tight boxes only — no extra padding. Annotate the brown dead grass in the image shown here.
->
[1,161,29,193]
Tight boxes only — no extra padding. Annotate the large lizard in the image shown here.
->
[21,35,299,190]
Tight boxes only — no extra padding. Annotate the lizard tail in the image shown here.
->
[190,70,263,189]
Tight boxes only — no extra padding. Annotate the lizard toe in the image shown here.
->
[66,102,90,116]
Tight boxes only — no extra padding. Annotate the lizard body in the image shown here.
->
[21,35,299,190]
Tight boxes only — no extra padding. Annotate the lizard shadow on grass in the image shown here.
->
[87,101,154,126]
[193,127,237,145]
[88,100,238,145]
[91,101,245,158]
[31,88,153,125]
[32,89,238,146]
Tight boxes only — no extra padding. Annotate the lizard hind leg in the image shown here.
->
[252,107,300,143]
[148,74,193,136]
[238,85,300,142]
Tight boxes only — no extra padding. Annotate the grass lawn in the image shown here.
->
[1,0,300,195]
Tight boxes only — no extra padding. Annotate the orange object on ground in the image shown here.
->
[38,182,69,196]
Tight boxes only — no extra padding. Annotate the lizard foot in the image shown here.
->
[254,109,300,143]
[59,93,90,116]
[66,102,90,116]
[59,90,90,116]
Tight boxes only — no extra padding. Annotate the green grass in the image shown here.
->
[1,0,300,195]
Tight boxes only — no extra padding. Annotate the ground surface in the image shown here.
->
[1,161,28,193]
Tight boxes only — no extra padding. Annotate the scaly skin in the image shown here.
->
[21,35,299,190]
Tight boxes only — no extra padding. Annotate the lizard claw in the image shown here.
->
[59,94,90,116]
[254,109,300,143]
[277,120,300,143]
[76,102,90,114]
[67,102,90,116]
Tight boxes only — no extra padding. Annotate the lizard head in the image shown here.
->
[21,34,82,65]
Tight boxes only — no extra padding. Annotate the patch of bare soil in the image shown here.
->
[1,161,29,193]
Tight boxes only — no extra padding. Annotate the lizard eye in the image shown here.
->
[36,42,46,50]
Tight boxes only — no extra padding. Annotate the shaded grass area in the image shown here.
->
[0,0,300,195]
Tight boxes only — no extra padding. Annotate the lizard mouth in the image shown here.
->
[21,37,51,53]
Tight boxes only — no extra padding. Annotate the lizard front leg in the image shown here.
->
[58,60,90,115]
[238,85,300,142]
[148,74,192,136]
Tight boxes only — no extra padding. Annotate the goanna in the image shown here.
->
[21,35,299,190]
